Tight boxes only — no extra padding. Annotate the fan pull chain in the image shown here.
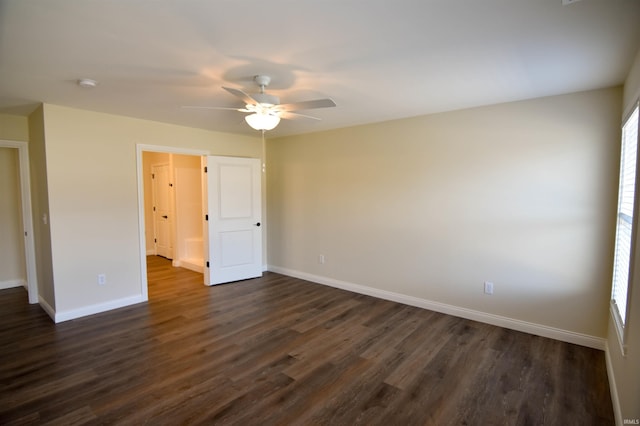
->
[262,129,266,173]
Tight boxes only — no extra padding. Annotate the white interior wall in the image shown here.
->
[0,114,29,142]
[268,87,621,343]
[40,104,260,317]
[28,105,55,310]
[173,154,203,271]
[606,47,640,424]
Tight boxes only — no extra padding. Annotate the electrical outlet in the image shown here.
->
[98,274,107,285]
[318,254,325,264]
[484,281,494,295]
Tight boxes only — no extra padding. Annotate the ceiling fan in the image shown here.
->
[185,75,336,131]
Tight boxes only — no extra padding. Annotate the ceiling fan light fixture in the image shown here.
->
[245,112,280,131]
[184,74,335,131]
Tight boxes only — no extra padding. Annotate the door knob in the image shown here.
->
[255,222,261,227]
[162,215,168,219]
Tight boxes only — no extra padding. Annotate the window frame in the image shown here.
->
[611,100,639,356]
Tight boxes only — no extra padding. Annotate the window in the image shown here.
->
[611,102,639,348]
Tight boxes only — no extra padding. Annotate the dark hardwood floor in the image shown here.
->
[1,256,614,425]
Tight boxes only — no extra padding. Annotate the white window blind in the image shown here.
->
[612,104,639,327]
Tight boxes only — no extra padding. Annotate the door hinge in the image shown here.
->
[205,214,208,221]
[206,261,210,268]
[154,238,157,243]
[204,166,208,173]
[153,206,156,212]
[152,173,155,179]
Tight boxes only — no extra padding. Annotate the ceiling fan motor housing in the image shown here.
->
[252,92,279,106]
[254,75,271,87]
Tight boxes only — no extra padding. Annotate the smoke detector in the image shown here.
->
[77,78,98,88]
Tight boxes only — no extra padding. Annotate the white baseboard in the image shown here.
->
[268,265,606,350]
[605,341,623,426]
[174,259,204,273]
[0,279,26,290]
[38,295,56,321]
[53,295,146,323]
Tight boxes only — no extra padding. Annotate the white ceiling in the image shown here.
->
[1,0,639,137]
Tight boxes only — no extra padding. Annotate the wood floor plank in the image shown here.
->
[304,351,408,425]
[0,256,615,425]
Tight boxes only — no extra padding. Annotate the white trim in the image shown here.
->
[173,259,204,273]
[622,98,640,130]
[0,279,26,290]
[605,341,623,426]
[611,102,638,356]
[136,144,210,156]
[53,295,146,323]
[38,295,56,321]
[268,266,606,350]
[0,140,38,304]
[136,144,210,301]
[610,303,628,356]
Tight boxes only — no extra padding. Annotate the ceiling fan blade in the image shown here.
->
[223,86,258,106]
[181,106,249,112]
[275,98,336,112]
[279,111,322,121]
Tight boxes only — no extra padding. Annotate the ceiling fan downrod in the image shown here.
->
[254,75,271,94]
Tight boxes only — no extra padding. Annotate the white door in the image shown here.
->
[205,156,262,285]
[152,163,173,259]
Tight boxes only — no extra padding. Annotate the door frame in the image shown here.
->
[136,144,208,301]
[0,140,38,304]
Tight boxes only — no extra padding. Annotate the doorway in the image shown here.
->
[136,145,264,301]
[0,140,37,304]
[137,145,208,301]
[144,152,205,270]
[142,151,205,272]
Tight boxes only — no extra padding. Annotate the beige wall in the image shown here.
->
[268,87,621,340]
[0,113,29,141]
[623,48,640,118]
[28,105,56,309]
[0,147,26,287]
[40,104,260,314]
[607,47,640,424]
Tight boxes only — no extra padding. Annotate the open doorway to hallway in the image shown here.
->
[141,150,204,295]
[0,147,27,291]
[0,141,37,304]
[137,146,264,299]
